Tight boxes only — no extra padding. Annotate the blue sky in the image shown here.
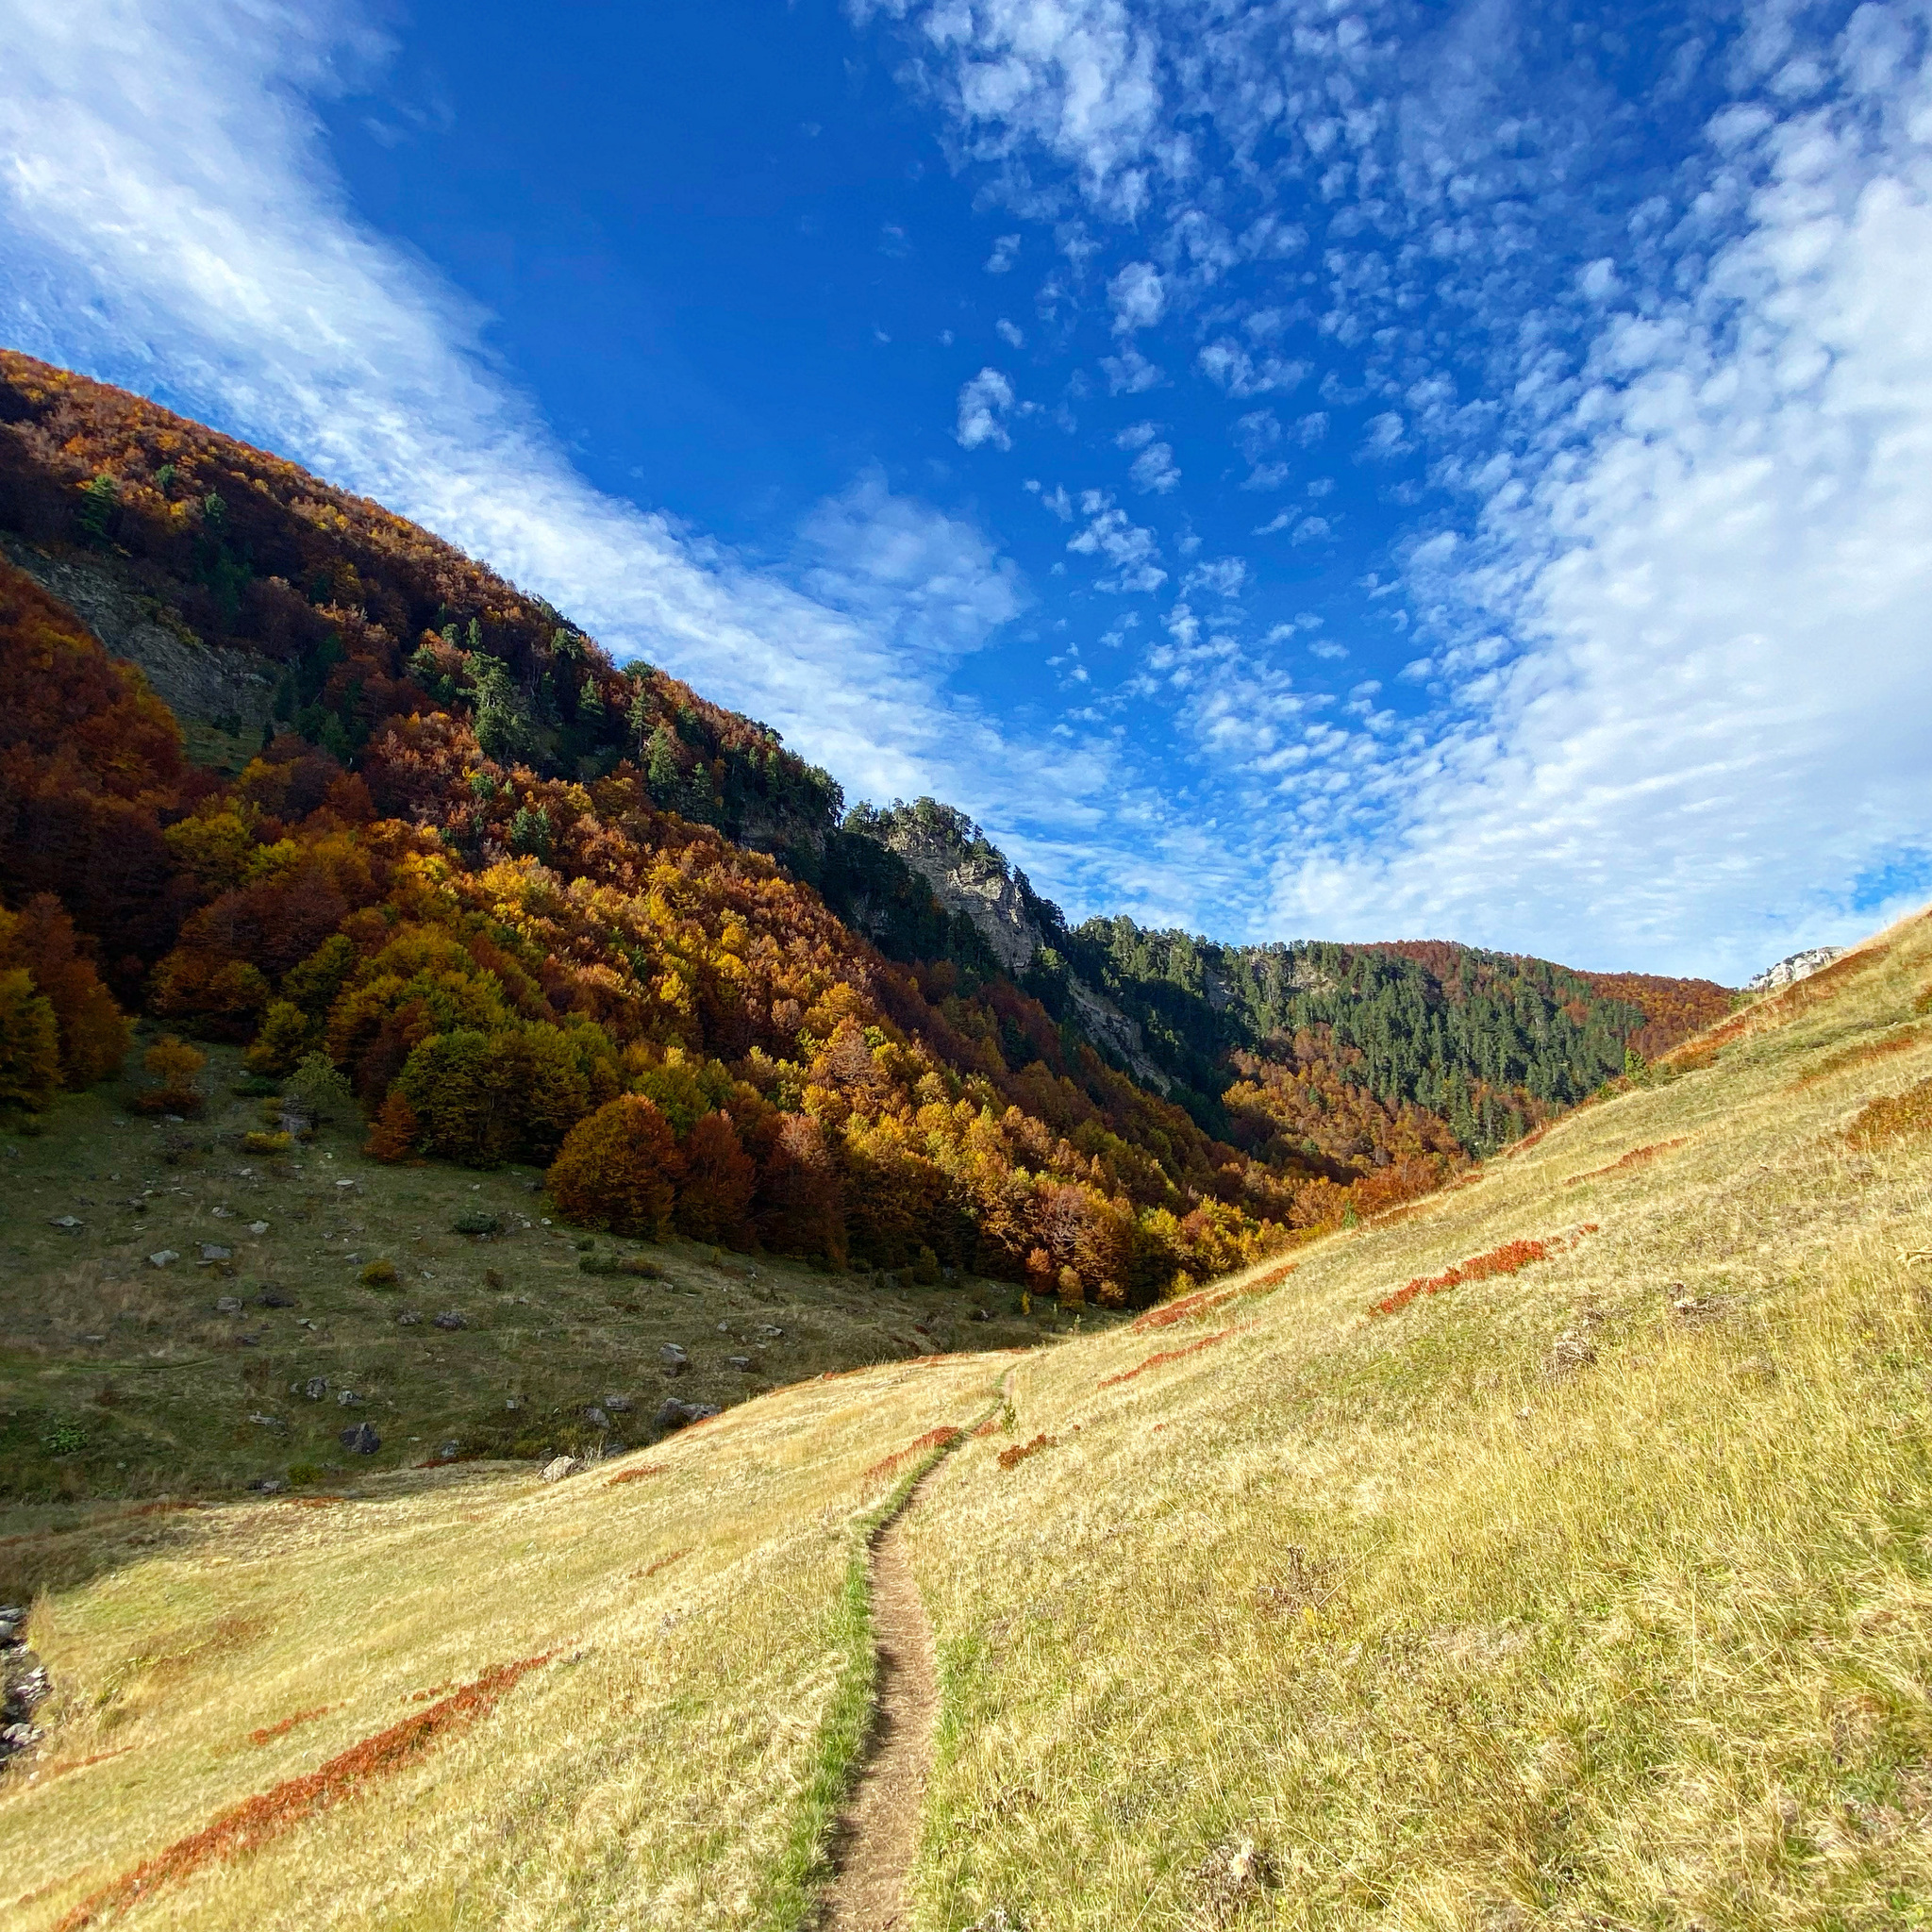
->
[4,0,1931,980]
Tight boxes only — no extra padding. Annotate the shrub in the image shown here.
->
[359,1259,399,1288]
[1847,1077,1932,1149]
[451,1208,503,1237]
[244,999,313,1076]
[134,1032,208,1116]
[242,1130,293,1155]
[0,967,60,1116]
[284,1051,357,1128]
[577,1250,664,1278]
[364,1090,421,1163]
[548,1094,682,1237]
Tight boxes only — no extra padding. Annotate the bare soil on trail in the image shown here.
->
[821,1478,943,1932]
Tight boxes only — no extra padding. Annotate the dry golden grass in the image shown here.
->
[1,1354,1002,1930]
[10,912,1932,1928]
[903,909,1932,1931]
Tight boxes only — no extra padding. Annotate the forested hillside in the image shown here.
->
[0,350,1729,1297]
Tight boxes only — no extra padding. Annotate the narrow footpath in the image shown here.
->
[821,1473,943,1932]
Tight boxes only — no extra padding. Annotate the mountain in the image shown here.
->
[5,898,1925,1927]
[0,348,1728,1309]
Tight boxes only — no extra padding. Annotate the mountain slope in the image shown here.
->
[5,907,1928,1928]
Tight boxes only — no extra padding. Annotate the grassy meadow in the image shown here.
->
[4,913,1931,1928]
[0,1029,1056,1512]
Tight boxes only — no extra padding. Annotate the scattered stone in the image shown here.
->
[214,1295,244,1315]
[199,1243,233,1263]
[258,1290,294,1308]
[302,1376,329,1401]
[246,1475,286,1494]
[248,1221,270,1235]
[435,1441,461,1461]
[210,1206,232,1219]
[504,1395,522,1411]
[541,1455,583,1483]
[726,1355,753,1371]
[970,1306,991,1322]
[433,1310,465,1331]
[602,1393,634,1414]
[659,1343,690,1375]
[248,1412,285,1430]
[397,1309,424,1326]
[81,1334,105,1344]
[757,1324,784,1339]
[334,1178,357,1190]
[0,1608,23,1648]
[653,1397,719,1433]
[585,1406,611,1428]
[147,1250,180,1269]
[47,1215,80,1233]
[335,1389,361,1407]
[339,1422,380,1455]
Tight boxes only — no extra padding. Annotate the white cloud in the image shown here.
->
[1067,500,1166,592]
[995,316,1025,347]
[1115,420,1158,449]
[955,366,1017,448]
[1107,258,1166,331]
[1099,343,1164,392]
[1199,340,1309,397]
[985,231,1021,272]
[1128,440,1179,492]
[1182,557,1245,600]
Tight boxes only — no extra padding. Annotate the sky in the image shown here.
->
[2,0,1930,982]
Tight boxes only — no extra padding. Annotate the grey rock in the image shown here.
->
[215,1295,243,1315]
[540,1455,582,1483]
[302,1376,329,1401]
[585,1406,611,1428]
[435,1441,461,1461]
[397,1309,423,1326]
[1746,945,1845,992]
[48,1215,80,1232]
[248,1221,270,1235]
[970,1306,991,1322]
[659,1343,690,1374]
[757,1324,784,1339]
[249,1411,285,1429]
[200,1243,233,1262]
[433,1310,465,1331]
[147,1249,180,1269]
[258,1290,294,1308]
[335,1389,361,1407]
[339,1422,380,1455]
[726,1355,753,1370]
[653,1398,720,1433]
[602,1393,634,1414]
[246,1475,286,1494]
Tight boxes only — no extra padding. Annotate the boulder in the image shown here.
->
[433,1310,465,1331]
[258,1289,294,1308]
[602,1393,635,1414]
[147,1250,179,1269]
[302,1376,328,1401]
[540,1455,582,1483]
[659,1343,690,1375]
[200,1243,233,1263]
[215,1296,243,1314]
[726,1355,753,1371]
[47,1215,80,1232]
[339,1422,380,1455]
[653,1398,720,1434]
[585,1406,611,1428]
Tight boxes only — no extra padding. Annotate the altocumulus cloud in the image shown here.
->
[853,0,1932,980]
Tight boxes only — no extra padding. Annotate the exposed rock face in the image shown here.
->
[1,535,277,743]
[1747,946,1845,993]
[872,808,1042,976]
[857,799,1172,1091]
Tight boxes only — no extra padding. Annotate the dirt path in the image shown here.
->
[821,1472,944,1932]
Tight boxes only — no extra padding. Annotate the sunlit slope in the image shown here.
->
[2,1355,1002,1932]
[905,914,1932,1930]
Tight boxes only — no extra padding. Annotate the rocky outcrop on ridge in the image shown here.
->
[1747,946,1846,993]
